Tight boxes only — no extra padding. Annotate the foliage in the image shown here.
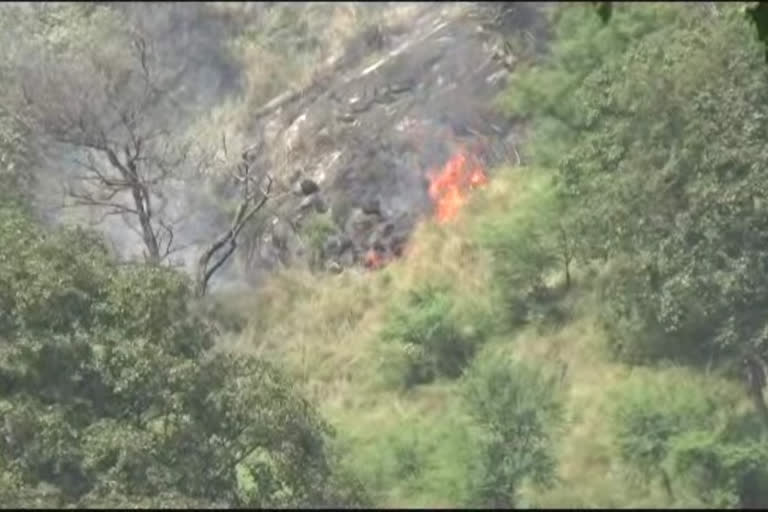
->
[611,370,768,507]
[300,211,339,269]
[380,284,490,388]
[461,354,565,508]
[0,207,366,507]
[553,5,768,371]
[497,3,685,167]
[335,408,476,507]
[610,370,721,487]
[477,169,572,329]
[594,2,768,65]
[0,109,34,207]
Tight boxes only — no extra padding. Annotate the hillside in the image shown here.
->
[2,2,768,508]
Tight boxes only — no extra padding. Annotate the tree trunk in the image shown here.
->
[660,468,675,503]
[132,186,161,264]
[744,356,768,430]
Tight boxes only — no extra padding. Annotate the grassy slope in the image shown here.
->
[210,9,753,504]
[216,165,682,507]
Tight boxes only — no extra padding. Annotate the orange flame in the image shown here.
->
[364,248,385,270]
[428,150,487,223]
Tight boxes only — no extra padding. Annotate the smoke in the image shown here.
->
[12,2,536,292]
[112,2,244,116]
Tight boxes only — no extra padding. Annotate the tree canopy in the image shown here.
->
[0,205,366,507]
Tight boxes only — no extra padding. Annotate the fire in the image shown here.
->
[360,149,488,272]
[428,150,488,223]
[364,248,385,269]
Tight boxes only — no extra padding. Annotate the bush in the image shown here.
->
[333,407,477,508]
[380,284,489,388]
[476,169,572,330]
[461,354,565,508]
[609,369,768,507]
[300,211,339,269]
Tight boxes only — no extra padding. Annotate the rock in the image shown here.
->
[389,80,414,94]
[381,222,395,237]
[323,235,342,256]
[326,261,343,274]
[231,2,533,282]
[361,198,382,216]
[300,179,320,196]
[339,236,354,253]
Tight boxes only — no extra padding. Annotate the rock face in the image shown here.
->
[238,3,541,281]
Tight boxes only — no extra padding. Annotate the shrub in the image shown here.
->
[300,211,339,269]
[380,284,489,388]
[609,369,768,507]
[476,169,572,330]
[461,354,565,508]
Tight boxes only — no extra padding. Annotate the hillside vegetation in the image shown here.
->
[2,2,768,508]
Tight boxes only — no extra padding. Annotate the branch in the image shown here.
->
[195,167,273,297]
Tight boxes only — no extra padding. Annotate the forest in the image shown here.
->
[2,2,768,508]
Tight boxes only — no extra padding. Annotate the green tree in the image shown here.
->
[513,3,768,421]
[611,370,768,507]
[461,355,565,508]
[0,206,367,507]
[477,169,573,328]
[380,284,490,388]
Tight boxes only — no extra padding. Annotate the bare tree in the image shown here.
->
[19,32,192,264]
[17,22,277,294]
[194,140,273,297]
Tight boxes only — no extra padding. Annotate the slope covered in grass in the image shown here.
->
[224,3,768,507]
[223,167,661,507]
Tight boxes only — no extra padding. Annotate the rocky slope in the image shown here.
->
[233,3,541,283]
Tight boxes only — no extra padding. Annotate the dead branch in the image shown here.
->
[195,142,273,297]
[20,32,202,266]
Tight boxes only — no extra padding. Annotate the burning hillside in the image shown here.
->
[363,148,489,270]
[238,3,525,281]
[428,149,488,224]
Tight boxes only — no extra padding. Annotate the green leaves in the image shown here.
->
[380,284,490,388]
[461,355,565,508]
[477,168,572,329]
[0,209,365,507]
[610,370,768,506]
[521,4,768,370]
[594,3,613,24]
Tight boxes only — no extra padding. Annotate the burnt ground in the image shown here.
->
[230,3,547,284]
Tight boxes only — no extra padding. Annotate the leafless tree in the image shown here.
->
[194,139,274,297]
[19,33,192,264]
[18,27,276,294]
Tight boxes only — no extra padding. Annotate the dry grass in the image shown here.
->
[220,165,715,507]
[187,3,432,178]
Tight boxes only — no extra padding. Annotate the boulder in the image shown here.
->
[361,197,382,216]
[300,178,320,196]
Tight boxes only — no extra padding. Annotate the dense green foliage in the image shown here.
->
[478,169,572,328]
[610,370,768,507]
[560,6,768,370]
[504,4,768,369]
[493,2,768,505]
[461,355,564,508]
[0,206,366,507]
[380,284,490,388]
